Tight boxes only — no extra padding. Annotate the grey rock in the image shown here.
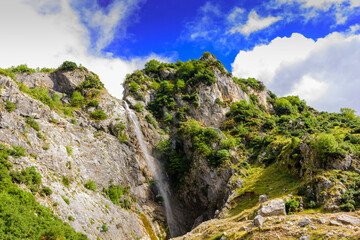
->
[319,218,327,224]
[299,217,311,227]
[330,220,343,226]
[299,236,310,240]
[259,194,268,203]
[337,215,360,225]
[254,215,265,228]
[257,199,286,217]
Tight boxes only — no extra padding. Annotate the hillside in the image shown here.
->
[0,54,360,240]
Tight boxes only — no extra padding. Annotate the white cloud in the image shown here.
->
[0,0,165,99]
[232,29,360,113]
[229,10,282,36]
[78,0,144,52]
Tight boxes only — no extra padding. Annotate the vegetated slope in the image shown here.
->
[123,52,360,239]
[0,62,169,240]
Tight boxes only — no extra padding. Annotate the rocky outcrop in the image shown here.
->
[0,74,168,239]
[257,199,286,217]
[337,215,360,225]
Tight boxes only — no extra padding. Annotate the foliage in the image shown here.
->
[40,186,53,196]
[274,98,295,116]
[87,100,99,107]
[90,110,108,120]
[77,75,104,90]
[71,91,84,107]
[145,114,158,128]
[103,184,130,205]
[58,61,78,71]
[8,64,36,74]
[101,223,109,232]
[233,77,265,91]
[5,100,16,113]
[285,199,300,213]
[132,103,144,112]
[0,146,86,239]
[84,180,97,191]
[62,176,70,187]
[26,117,40,131]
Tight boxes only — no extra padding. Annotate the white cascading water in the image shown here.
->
[124,102,179,237]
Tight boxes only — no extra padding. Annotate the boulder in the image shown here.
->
[257,199,286,217]
[259,194,268,203]
[337,215,360,225]
[254,215,264,228]
[330,220,343,226]
[299,236,310,240]
[299,217,311,227]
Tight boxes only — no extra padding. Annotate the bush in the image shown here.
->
[285,199,300,213]
[62,176,70,187]
[10,166,42,187]
[90,110,108,120]
[40,186,53,196]
[62,196,70,205]
[209,149,230,167]
[10,146,26,158]
[25,117,40,131]
[5,100,16,112]
[58,61,77,71]
[77,75,104,90]
[68,216,74,221]
[103,184,129,205]
[129,82,139,93]
[84,180,97,191]
[144,59,161,74]
[9,64,35,74]
[145,114,158,128]
[274,98,294,116]
[87,100,99,107]
[132,103,144,112]
[101,223,109,232]
[70,91,84,107]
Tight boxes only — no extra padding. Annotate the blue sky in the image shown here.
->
[0,0,359,113]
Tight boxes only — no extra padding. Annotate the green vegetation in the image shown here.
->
[87,100,99,107]
[233,77,265,91]
[132,103,144,112]
[145,114,158,128]
[40,186,53,196]
[84,180,97,191]
[90,110,108,120]
[62,196,70,205]
[26,117,40,131]
[103,184,130,207]
[5,100,16,112]
[77,75,104,90]
[58,61,78,71]
[101,223,109,232]
[71,91,84,107]
[66,146,73,157]
[0,145,86,239]
[62,175,70,187]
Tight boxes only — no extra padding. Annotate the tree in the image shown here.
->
[341,108,357,120]
[274,98,294,116]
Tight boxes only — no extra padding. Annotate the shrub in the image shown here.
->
[65,146,73,157]
[10,166,42,186]
[70,91,84,107]
[209,149,230,167]
[9,64,35,74]
[77,75,104,90]
[40,186,53,196]
[101,223,109,232]
[62,176,70,187]
[5,100,16,112]
[132,103,144,112]
[90,110,108,120]
[62,196,70,205]
[215,98,226,107]
[144,59,161,74]
[129,82,139,93]
[285,199,300,213]
[145,114,158,128]
[58,61,77,71]
[103,185,129,205]
[84,180,97,191]
[68,216,74,221]
[274,98,295,116]
[10,146,26,158]
[87,100,99,107]
[26,117,40,131]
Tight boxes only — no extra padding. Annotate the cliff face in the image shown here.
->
[0,71,167,240]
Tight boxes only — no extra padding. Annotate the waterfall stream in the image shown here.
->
[124,102,179,237]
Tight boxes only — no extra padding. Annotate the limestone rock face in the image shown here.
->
[0,74,167,240]
[257,199,286,217]
[254,215,264,228]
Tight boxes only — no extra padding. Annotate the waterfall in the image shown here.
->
[124,102,180,237]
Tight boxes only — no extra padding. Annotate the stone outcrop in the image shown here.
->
[257,199,286,217]
[0,73,168,239]
[337,215,360,225]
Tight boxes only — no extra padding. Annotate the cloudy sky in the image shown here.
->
[0,0,359,114]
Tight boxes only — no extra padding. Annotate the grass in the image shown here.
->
[139,213,157,240]
[228,164,302,217]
